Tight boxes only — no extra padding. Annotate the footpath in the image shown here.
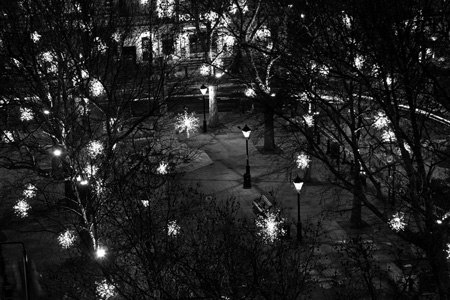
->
[178,112,412,298]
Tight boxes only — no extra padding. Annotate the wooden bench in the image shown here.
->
[252,194,274,217]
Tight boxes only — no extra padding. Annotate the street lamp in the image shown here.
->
[0,242,30,300]
[242,124,252,189]
[386,154,395,205]
[293,175,304,242]
[200,84,208,133]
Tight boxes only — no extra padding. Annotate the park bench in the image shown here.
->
[252,194,274,218]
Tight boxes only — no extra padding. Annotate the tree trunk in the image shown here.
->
[264,109,276,151]
[426,242,450,299]
[208,85,219,128]
[350,180,364,228]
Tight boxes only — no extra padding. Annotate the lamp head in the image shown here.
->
[293,175,304,192]
[242,124,251,139]
[96,246,106,259]
[53,147,62,156]
[200,84,208,95]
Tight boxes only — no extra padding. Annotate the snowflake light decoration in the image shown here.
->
[2,130,13,143]
[381,129,396,143]
[58,229,77,249]
[255,211,286,243]
[168,220,180,236]
[31,31,41,43]
[389,212,406,232]
[373,111,390,129]
[175,110,200,138]
[14,199,30,218]
[157,161,168,175]
[199,64,210,76]
[141,200,150,207]
[20,107,34,121]
[303,114,314,127]
[23,184,37,198]
[88,141,104,158]
[296,153,311,169]
[96,279,116,300]
[89,79,105,97]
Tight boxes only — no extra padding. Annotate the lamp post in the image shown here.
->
[293,175,304,242]
[200,84,208,133]
[242,124,252,189]
[386,154,394,204]
[0,242,29,300]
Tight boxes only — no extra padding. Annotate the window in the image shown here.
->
[122,46,136,63]
[162,34,174,55]
[141,37,151,61]
[189,34,205,54]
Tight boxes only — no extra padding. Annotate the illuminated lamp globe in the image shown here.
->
[242,124,251,139]
[293,175,304,193]
[200,84,208,95]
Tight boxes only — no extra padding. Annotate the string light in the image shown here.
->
[354,55,364,70]
[303,114,314,127]
[245,88,256,98]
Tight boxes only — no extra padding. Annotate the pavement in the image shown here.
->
[178,112,352,239]
[0,111,415,299]
[178,112,415,297]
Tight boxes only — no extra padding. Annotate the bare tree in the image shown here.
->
[272,0,450,297]
[0,0,196,257]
